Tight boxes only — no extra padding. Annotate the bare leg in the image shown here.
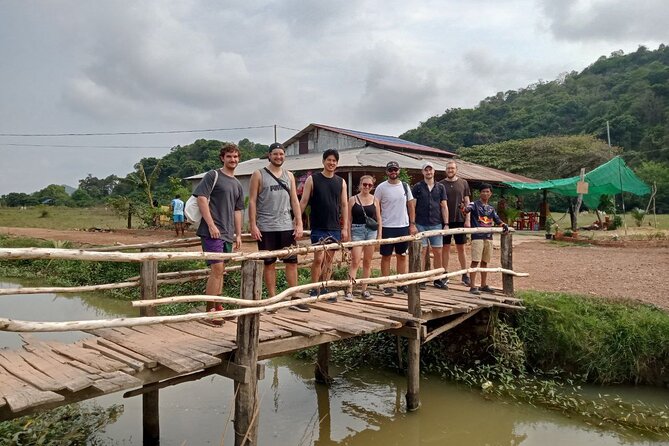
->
[320,249,336,282]
[205,262,225,311]
[381,255,391,277]
[348,246,363,293]
[431,247,443,270]
[360,245,374,292]
[469,261,479,289]
[396,253,407,274]
[263,262,277,296]
[480,261,488,287]
[442,242,450,271]
[312,250,324,284]
[456,243,467,272]
[285,262,298,288]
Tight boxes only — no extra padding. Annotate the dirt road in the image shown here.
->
[2,226,668,310]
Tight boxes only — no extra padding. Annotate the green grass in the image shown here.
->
[515,290,669,385]
[550,211,669,231]
[0,205,130,230]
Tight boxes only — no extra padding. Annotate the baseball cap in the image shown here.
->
[268,142,285,152]
[422,161,434,170]
[386,161,400,170]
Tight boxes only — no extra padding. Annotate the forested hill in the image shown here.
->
[400,45,669,163]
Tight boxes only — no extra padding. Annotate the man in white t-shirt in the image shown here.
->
[374,161,416,296]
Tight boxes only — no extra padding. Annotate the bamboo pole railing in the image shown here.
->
[0,228,513,296]
[0,228,524,332]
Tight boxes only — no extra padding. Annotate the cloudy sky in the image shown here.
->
[0,0,667,195]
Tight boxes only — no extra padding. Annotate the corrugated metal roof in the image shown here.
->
[283,123,455,156]
[185,147,537,184]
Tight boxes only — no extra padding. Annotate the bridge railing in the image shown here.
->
[0,228,524,332]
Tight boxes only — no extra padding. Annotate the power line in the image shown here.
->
[0,143,169,149]
[0,125,275,138]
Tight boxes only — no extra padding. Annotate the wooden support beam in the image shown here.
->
[315,343,332,384]
[122,362,262,399]
[500,232,514,296]
[387,324,425,340]
[422,308,484,344]
[405,240,422,412]
[234,260,263,446]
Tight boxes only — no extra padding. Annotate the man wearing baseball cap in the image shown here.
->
[374,161,416,296]
[411,162,449,289]
[249,142,306,311]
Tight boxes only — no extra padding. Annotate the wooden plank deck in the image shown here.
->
[0,285,521,420]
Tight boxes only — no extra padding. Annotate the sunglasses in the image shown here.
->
[387,168,399,172]
[361,183,374,187]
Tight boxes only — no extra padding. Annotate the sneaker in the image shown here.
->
[397,286,408,294]
[383,287,394,296]
[344,292,354,302]
[419,282,427,290]
[462,274,471,286]
[480,285,495,294]
[362,290,373,300]
[469,287,481,296]
[290,303,311,312]
[309,288,319,298]
[207,307,224,325]
[433,279,447,289]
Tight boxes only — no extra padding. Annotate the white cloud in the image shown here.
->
[0,0,665,194]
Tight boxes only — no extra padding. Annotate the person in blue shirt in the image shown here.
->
[461,183,508,295]
[170,195,185,236]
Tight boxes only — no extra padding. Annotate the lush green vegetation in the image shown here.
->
[402,45,669,212]
[0,138,267,226]
[0,403,122,446]
[402,45,669,159]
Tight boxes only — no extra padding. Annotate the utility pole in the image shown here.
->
[274,124,277,143]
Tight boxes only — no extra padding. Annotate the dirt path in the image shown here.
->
[2,226,668,310]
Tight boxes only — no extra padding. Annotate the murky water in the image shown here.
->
[1,278,668,445]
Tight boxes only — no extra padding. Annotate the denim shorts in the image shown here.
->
[310,228,342,245]
[351,223,377,241]
[416,223,443,247]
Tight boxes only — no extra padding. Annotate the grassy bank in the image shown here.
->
[0,206,130,230]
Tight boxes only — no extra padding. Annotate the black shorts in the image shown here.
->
[257,230,298,265]
[444,221,467,245]
[380,226,410,256]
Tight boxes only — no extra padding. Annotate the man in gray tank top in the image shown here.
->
[249,143,305,310]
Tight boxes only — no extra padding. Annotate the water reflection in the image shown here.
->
[0,279,138,349]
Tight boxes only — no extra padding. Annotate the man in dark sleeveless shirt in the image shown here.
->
[299,149,349,302]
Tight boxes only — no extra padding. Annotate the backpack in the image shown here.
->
[184,170,219,227]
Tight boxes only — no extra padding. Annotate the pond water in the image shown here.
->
[0,278,668,445]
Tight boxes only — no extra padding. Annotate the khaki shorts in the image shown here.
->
[471,239,492,263]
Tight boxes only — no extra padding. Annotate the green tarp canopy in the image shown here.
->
[503,156,650,208]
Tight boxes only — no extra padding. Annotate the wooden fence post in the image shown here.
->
[500,232,514,295]
[139,248,159,445]
[406,239,422,411]
[234,259,263,446]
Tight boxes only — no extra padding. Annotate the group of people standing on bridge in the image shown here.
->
[190,142,507,321]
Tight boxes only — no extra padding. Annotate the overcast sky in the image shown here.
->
[1,0,667,195]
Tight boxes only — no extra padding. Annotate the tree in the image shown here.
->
[32,184,72,206]
[635,161,669,213]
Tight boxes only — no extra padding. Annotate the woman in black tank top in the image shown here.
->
[346,175,383,301]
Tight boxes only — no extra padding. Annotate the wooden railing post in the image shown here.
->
[139,248,158,317]
[406,239,422,411]
[500,232,514,295]
[234,259,263,446]
[315,343,332,384]
[139,248,159,445]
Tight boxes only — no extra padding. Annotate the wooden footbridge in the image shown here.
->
[0,229,525,445]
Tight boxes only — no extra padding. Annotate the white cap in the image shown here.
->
[422,161,435,170]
